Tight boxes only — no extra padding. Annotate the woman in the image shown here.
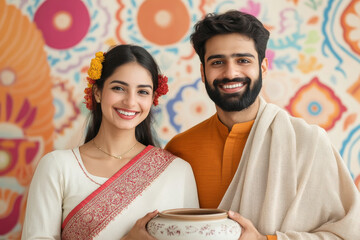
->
[22,45,199,239]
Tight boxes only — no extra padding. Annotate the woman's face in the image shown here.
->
[95,62,154,132]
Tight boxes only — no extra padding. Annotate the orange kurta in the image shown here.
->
[165,114,253,208]
[166,114,278,240]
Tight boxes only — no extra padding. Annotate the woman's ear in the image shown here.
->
[93,85,101,103]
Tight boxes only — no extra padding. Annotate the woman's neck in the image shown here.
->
[93,125,138,155]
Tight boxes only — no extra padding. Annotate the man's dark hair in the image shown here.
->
[190,10,270,65]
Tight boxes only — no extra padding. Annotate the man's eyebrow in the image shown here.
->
[206,54,225,62]
[206,53,255,62]
[231,53,255,58]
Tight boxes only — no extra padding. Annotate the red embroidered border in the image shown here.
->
[61,146,175,239]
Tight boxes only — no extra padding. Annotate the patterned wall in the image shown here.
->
[0,0,359,238]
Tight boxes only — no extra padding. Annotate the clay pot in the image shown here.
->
[146,208,241,240]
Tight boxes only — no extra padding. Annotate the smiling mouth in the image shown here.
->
[218,81,247,92]
[220,82,245,89]
[116,109,137,116]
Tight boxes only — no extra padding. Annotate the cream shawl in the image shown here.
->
[219,98,360,240]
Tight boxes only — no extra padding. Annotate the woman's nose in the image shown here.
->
[123,92,136,106]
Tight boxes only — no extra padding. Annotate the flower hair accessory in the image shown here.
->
[153,74,169,106]
[84,51,105,110]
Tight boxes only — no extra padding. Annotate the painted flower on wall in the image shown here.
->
[115,0,202,69]
[341,0,360,56]
[166,78,216,133]
[25,0,111,74]
[0,1,53,237]
[285,77,347,131]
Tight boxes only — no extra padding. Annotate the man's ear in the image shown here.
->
[200,64,205,83]
[261,57,268,79]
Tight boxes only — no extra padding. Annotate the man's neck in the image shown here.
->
[216,97,260,130]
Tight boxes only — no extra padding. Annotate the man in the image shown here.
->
[165,10,360,240]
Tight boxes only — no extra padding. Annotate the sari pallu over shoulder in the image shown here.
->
[61,146,176,240]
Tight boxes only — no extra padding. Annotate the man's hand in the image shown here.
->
[228,210,267,240]
[121,210,158,240]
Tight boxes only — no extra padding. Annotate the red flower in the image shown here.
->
[84,86,93,110]
[153,74,169,106]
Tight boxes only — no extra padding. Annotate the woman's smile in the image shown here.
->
[116,108,139,120]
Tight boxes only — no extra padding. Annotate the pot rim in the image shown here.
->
[158,208,229,221]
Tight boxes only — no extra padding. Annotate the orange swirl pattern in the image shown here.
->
[0,0,54,154]
[0,0,54,236]
[341,0,360,55]
[0,189,19,219]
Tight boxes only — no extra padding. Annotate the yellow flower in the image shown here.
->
[88,58,102,80]
[84,51,105,110]
[95,52,105,62]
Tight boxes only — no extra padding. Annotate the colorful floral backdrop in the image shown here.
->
[0,0,359,238]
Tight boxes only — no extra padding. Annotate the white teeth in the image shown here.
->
[222,83,244,89]
[117,110,136,116]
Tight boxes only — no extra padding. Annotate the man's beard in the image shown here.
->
[204,71,262,112]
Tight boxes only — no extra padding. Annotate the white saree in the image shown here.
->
[22,146,199,239]
[219,98,360,239]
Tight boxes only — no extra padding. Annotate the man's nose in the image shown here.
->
[223,62,239,79]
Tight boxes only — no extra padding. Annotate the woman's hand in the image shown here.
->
[121,210,158,240]
[228,210,267,240]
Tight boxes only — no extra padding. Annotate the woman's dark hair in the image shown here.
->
[84,44,160,146]
[190,10,270,65]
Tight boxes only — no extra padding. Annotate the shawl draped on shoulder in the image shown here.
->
[219,98,360,240]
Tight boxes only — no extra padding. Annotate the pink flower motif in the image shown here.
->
[166,225,181,236]
[240,0,261,17]
[199,224,215,236]
[185,225,199,233]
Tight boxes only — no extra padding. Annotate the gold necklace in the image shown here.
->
[93,139,137,160]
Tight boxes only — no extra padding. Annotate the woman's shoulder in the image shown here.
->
[151,147,192,168]
[41,148,76,159]
[37,148,78,168]
[149,146,175,158]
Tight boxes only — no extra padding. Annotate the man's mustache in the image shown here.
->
[213,77,251,87]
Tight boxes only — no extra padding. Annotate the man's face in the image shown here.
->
[202,33,267,112]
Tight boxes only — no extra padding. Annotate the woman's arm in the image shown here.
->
[21,152,63,240]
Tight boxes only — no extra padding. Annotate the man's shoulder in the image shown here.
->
[171,115,216,140]
[264,102,327,139]
[165,115,216,151]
